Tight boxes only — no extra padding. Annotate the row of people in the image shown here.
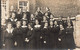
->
[1,19,75,49]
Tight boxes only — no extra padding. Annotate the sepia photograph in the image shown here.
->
[1,0,80,50]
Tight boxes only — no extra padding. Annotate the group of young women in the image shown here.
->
[1,7,76,49]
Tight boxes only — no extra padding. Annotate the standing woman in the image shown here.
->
[65,23,75,49]
[53,21,60,48]
[21,21,28,48]
[3,22,14,49]
[57,24,66,49]
[48,21,55,48]
[41,22,50,49]
[25,23,35,49]
[13,21,24,49]
[34,19,42,49]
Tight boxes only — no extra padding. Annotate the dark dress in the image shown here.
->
[26,28,35,49]
[13,27,24,49]
[41,27,50,49]
[3,29,14,49]
[21,26,28,48]
[65,26,75,49]
[34,25,42,49]
[53,25,60,48]
[35,11,43,24]
[48,26,55,48]
[57,29,66,49]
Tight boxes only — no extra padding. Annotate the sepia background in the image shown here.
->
[1,0,80,50]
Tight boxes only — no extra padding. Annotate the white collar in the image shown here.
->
[22,26,27,28]
[6,28,14,33]
[34,25,41,28]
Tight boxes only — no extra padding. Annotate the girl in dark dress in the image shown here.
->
[3,22,14,49]
[41,16,48,28]
[35,7,43,24]
[65,23,75,49]
[49,14,55,22]
[29,14,35,27]
[44,7,52,17]
[13,21,24,49]
[34,19,42,49]
[53,21,60,48]
[9,12,17,28]
[41,22,50,49]
[21,21,28,48]
[48,21,55,48]
[16,9,22,21]
[58,24,66,49]
[22,13,28,21]
[25,23,35,49]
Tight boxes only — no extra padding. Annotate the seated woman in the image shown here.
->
[3,22,14,49]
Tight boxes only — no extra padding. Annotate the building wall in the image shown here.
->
[36,0,78,17]
[1,0,79,17]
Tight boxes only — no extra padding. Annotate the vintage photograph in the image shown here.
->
[1,0,80,50]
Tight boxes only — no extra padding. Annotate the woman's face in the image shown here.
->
[50,15,53,19]
[60,25,63,29]
[31,14,34,18]
[12,13,15,18]
[68,23,71,27]
[35,20,39,24]
[44,22,48,27]
[7,24,12,29]
[16,21,21,27]
[28,24,31,29]
[23,21,26,26]
[43,16,46,20]
[50,21,53,26]
[54,21,57,25]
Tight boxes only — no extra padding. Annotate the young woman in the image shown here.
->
[16,9,22,21]
[25,23,35,49]
[3,22,14,49]
[29,14,35,26]
[34,19,42,49]
[53,21,60,48]
[48,21,55,48]
[9,13,17,28]
[65,23,75,49]
[57,24,66,49]
[13,21,24,49]
[21,21,28,48]
[22,13,28,21]
[41,22,50,49]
